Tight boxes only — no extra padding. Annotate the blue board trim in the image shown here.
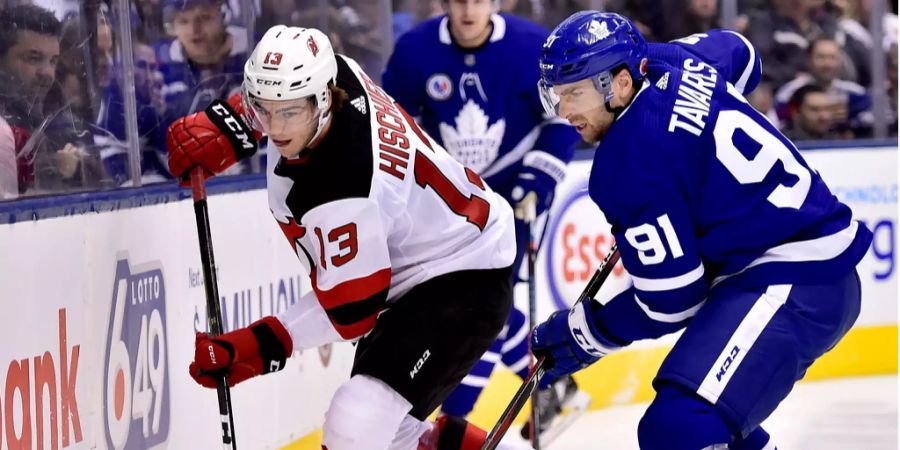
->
[2,139,896,224]
[0,174,266,224]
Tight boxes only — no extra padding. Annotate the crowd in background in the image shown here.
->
[0,0,895,200]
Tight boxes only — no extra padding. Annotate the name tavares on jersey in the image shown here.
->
[667,58,718,137]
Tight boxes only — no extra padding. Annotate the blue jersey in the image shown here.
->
[648,30,762,96]
[155,26,250,127]
[382,13,580,197]
[590,35,873,345]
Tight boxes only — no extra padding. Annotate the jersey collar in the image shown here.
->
[616,80,650,122]
[439,13,507,46]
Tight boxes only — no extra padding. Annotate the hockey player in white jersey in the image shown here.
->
[383,1,585,440]
[166,25,528,450]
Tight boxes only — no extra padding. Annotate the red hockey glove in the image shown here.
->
[167,94,260,185]
[189,316,293,388]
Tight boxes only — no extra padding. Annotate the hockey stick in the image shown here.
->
[481,243,621,450]
[190,167,238,450]
[517,195,541,450]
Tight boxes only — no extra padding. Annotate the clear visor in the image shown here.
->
[241,86,318,134]
[537,71,615,117]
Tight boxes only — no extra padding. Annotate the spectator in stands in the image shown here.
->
[135,0,168,42]
[0,117,16,199]
[744,0,829,88]
[157,0,249,128]
[392,0,443,40]
[332,0,393,82]
[0,4,106,195]
[46,12,166,189]
[833,0,898,87]
[95,34,171,186]
[783,83,849,140]
[775,37,872,136]
[888,44,898,136]
[658,0,720,42]
[748,82,782,128]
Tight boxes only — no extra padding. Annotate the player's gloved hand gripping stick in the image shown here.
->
[481,244,620,450]
[189,167,239,450]
[168,97,261,450]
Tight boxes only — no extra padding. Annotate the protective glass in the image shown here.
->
[242,87,317,134]
[537,71,614,117]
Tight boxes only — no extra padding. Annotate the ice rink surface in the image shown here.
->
[510,375,898,449]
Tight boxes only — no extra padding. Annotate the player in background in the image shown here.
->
[167,25,530,450]
[530,12,873,450]
[382,0,583,436]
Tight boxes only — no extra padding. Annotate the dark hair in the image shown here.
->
[0,5,62,58]
[807,37,838,57]
[329,83,348,113]
[789,83,826,110]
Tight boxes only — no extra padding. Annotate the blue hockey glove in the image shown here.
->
[510,151,566,216]
[531,299,620,388]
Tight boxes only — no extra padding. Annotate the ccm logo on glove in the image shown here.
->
[206,101,256,152]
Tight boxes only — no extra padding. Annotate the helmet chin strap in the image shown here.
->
[603,81,641,119]
[305,89,334,148]
[305,107,332,149]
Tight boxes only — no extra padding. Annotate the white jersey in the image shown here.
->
[267,55,515,340]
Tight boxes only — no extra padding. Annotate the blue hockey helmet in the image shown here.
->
[538,11,648,115]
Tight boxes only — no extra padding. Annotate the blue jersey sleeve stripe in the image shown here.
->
[713,221,861,287]
[460,374,491,387]
[631,263,705,291]
[634,294,706,323]
[724,30,757,94]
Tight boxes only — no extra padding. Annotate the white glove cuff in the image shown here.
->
[567,301,619,358]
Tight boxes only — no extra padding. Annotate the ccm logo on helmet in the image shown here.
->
[258,79,283,86]
[209,103,255,150]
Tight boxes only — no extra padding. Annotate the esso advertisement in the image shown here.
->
[542,177,630,311]
[104,258,170,450]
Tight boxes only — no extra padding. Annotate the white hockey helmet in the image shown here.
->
[242,26,338,140]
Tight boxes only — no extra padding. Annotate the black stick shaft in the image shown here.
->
[481,244,620,450]
[190,167,238,450]
[525,212,541,450]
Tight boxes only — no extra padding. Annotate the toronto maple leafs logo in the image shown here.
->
[438,100,505,173]
[587,20,611,43]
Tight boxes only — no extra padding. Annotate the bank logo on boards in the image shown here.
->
[103,258,171,449]
[0,308,83,448]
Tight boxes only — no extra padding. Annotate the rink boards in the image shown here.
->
[0,145,894,449]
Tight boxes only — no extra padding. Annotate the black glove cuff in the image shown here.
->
[251,322,289,374]
[204,99,258,161]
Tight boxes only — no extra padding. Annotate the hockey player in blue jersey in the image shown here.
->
[382,0,583,437]
[530,11,873,450]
